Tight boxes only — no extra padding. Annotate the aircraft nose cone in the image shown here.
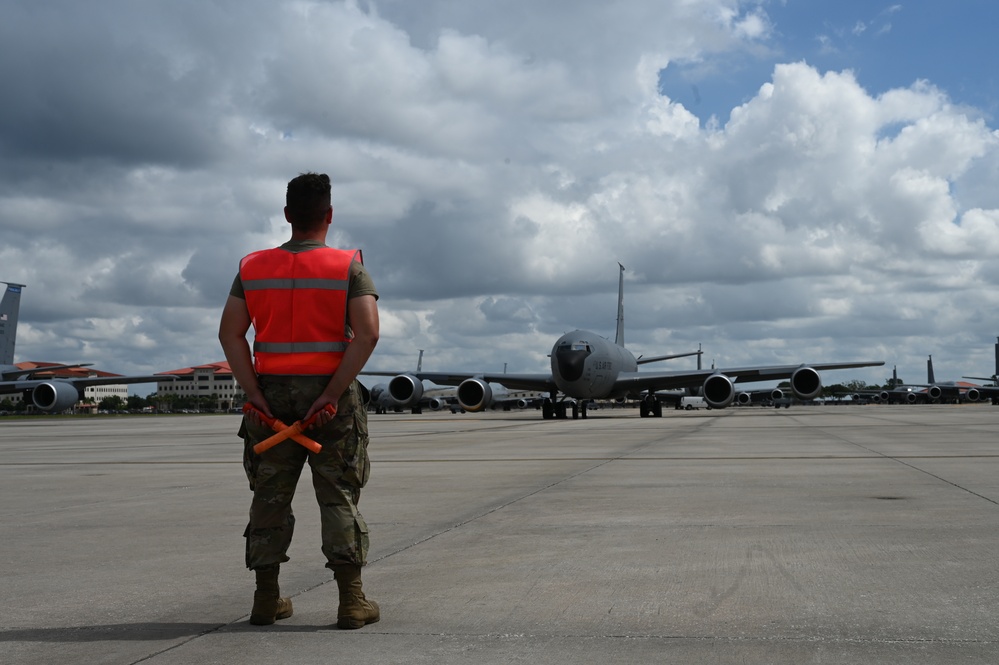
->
[554,343,590,382]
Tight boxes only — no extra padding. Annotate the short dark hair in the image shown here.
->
[286,172,331,231]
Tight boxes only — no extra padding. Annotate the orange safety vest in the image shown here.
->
[239,246,361,375]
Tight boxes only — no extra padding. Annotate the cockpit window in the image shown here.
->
[554,340,592,382]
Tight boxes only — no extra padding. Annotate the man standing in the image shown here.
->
[219,172,380,629]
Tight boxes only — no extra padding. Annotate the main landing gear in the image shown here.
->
[542,397,587,420]
[638,395,662,417]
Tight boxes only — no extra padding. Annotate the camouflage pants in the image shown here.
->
[241,377,371,570]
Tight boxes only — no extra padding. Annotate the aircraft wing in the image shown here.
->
[612,361,885,394]
[0,375,170,394]
[362,370,557,394]
[0,363,95,381]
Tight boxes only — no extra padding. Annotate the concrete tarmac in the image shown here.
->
[2,405,998,664]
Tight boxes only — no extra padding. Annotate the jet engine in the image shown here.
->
[31,381,81,413]
[927,385,943,401]
[966,388,980,402]
[387,374,424,408]
[770,388,785,400]
[702,374,736,409]
[457,378,492,412]
[736,392,752,406]
[427,397,450,411]
[790,366,822,400]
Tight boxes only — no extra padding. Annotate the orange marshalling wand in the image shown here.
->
[244,403,337,454]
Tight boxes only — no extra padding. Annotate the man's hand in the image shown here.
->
[304,395,338,427]
[244,393,274,427]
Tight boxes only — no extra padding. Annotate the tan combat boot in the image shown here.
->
[249,565,294,625]
[332,564,380,629]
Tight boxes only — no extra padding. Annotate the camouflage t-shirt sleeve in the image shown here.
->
[349,261,378,301]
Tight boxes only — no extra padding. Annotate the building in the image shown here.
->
[156,361,244,411]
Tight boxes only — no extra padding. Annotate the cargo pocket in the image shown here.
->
[341,409,371,489]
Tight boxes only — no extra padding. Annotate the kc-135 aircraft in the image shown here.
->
[870,355,998,405]
[0,282,171,412]
[369,349,546,414]
[363,265,884,419]
[964,337,999,404]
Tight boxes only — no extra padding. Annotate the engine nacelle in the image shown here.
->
[31,381,81,412]
[457,378,493,412]
[736,392,752,405]
[387,374,424,408]
[790,366,822,400]
[702,374,735,409]
[770,388,785,401]
[966,388,980,402]
[927,385,942,401]
[427,397,450,411]
[906,392,919,404]
[879,390,890,402]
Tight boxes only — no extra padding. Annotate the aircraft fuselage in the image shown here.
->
[551,330,637,400]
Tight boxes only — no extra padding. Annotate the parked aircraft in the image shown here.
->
[654,352,792,409]
[963,337,999,404]
[872,357,992,405]
[919,355,985,403]
[869,367,932,404]
[370,350,461,414]
[0,282,172,412]
[369,350,545,414]
[362,265,884,419]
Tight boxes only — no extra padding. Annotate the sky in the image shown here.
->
[3,0,999,396]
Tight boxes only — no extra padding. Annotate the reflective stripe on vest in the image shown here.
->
[239,247,360,375]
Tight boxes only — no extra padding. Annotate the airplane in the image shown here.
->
[0,282,173,413]
[917,355,986,404]
[362,265,885,420]
[963,337,999,405]
[369,351,456,413]
[865,366,932,404]
[869,357,991,405]
[369,350,545,414]
[653,351,790,409]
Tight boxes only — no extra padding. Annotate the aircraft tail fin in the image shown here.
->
[614,263,625,347]
[0,282,25,366]
[927,355,935,384]
[994,337,998,379]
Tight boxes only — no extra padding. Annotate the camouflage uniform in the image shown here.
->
[231,238,377,572]
[241,376,371,570]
